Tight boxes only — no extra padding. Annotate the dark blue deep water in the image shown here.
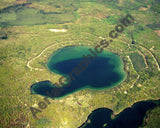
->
[31,46,126,98]
[79,99,160,128]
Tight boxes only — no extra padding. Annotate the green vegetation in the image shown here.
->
[130,52,146,71]
[0,0,160,128]
[151,1,160,14]
[144,106,160,128]
[35,117,51,127]
[102,15,121,25]
[0,4,75,26]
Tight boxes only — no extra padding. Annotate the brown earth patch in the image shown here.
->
[16,0,27,4]
[154,30,160,37]
[139,7,148,11]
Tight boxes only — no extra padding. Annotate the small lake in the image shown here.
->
[31,46,126,98]
[79,99,160,128]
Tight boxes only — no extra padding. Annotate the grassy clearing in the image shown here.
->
[0,6,75,26]
[130,52,146,71]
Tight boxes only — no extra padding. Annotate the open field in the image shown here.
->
[0,0,160,128]
[130,51,147,71]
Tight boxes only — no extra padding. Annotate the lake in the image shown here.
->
[31,46,126,98]
[79,99,160,128]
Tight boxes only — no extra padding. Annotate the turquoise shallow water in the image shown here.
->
[31,46,126,98]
